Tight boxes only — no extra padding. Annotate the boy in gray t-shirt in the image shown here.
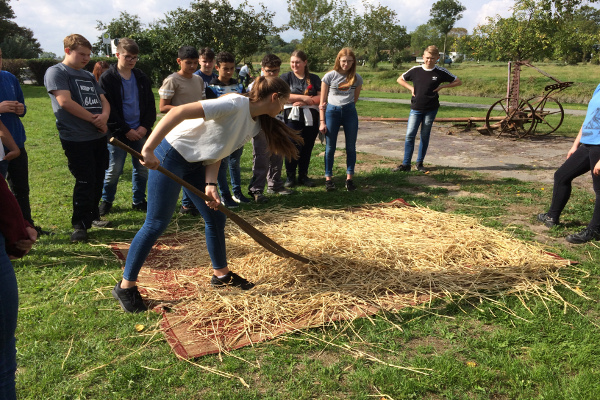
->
[44,34,112,243]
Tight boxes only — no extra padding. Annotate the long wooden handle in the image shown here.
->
[109,138,310,264]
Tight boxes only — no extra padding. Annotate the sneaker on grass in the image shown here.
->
[132,201,147,212]
[221,194,239,208]
[232,192,251,204]
[345,179,357,191]
[70,228,88,243]
[251,192,269,203]
[267,187,294,195]
[325,180,336,192]
[99,200,112,216]
[91,219,112,228]
[565,228,600,244]
[536,212,557,228]
[210,272,255,290]
[298,175,315,187]
[111,281,148,313]
[392,164,410,172]
[416,162,428,173]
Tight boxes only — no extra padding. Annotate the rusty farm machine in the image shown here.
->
[361,61,573,138]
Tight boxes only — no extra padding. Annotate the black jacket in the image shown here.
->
[99,64,157,143]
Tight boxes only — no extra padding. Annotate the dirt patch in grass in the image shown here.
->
[501,203,566,246]
[402,336,454,358]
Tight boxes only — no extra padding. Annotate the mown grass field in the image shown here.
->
[8,65,600,400]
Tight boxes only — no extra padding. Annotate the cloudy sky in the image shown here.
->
[12,0,518,56]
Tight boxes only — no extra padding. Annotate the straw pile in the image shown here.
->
[139,202,572,351]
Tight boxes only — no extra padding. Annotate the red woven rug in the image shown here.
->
[110,199,571,359]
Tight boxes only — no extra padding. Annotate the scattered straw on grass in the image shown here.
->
[140,203,577,355]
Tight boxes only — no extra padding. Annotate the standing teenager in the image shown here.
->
[99,38,156,215]
[44,34,112,243]
[319,48,363,192]
[281,50,321,189]
[537,83,600,244]
[112,76,301,313]
[394,45,461,173]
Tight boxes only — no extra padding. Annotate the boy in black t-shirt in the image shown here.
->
[394,45,462,173]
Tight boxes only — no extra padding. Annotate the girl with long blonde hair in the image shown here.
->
[319,48,363,192]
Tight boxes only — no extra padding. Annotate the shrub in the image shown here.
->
[27,58,60,85]
[1,59,27,83]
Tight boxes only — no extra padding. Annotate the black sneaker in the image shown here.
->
[91,219,112,228]
[298,176,315,187]
[210,272,255,290]
[284,177,296,188]
[99,200,112,216]
[416,162,428,173]
[565,228,600,244]
[111,281,148,313]
[70,228,88,243]
[232,192,251,204]
[252,192,269,203]
[392,164,411,172]
[345,179,357,191]
[325,180,336,192]
[537,213,557,228]
[221,194,239,208]
[132,201,147,212]
[267,188,294,195]
[180,205,200,216]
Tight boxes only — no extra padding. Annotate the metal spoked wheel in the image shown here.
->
[485,97,536,138]
[528,96,565,136]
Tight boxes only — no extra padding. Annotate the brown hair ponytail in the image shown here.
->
[248,76,303,160]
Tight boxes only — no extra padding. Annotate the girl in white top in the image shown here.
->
[319,48,363,192]
[111,77,301,313]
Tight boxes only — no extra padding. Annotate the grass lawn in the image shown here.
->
[9,85,600,399]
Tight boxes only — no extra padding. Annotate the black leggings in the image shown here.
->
[548,144,600,229]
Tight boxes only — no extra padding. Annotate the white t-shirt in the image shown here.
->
[165,94,260,164]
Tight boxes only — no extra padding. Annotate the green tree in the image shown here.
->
[287,0,344,70]
[39,51,58,59]
[410,23,443,55]
[468,15,552,61]
[0,0,17,42]
[353,1,408,69]
[160,0,279,63]
[429,0,466,57]
[573,5,600,62]
[95,11,146,55]
[288,0,335,32]
[0,0,42,58]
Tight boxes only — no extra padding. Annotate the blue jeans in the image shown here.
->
[324,103,358,177]
[102,139,148,205]
[217,146,244,196]
[123,140,227,282]
[0,232,18,400]
[402,108,438,165]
